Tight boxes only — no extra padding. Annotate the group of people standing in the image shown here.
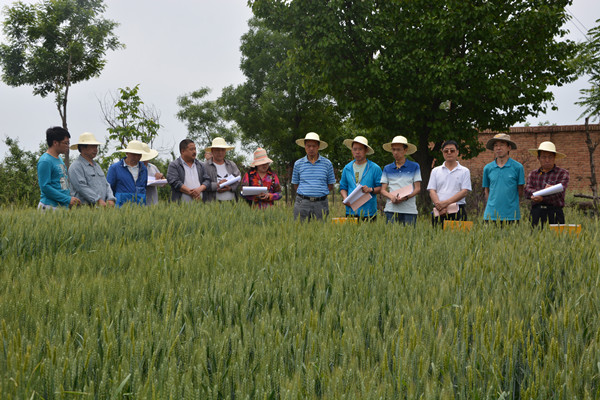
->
[37,126,570,227]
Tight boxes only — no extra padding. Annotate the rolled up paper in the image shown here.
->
[242,186,268,196]
[532,183,563,197]
[218,175,241,188]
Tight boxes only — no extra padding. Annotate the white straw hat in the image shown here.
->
[140,142,159,162]
[116,140,149,155]
[250,148,273,167]
[295,132,328,150]
[205,137,234,151]
[528,141,566,159]
[343,136,374,155]
[382,136,417,155]
[70,132,102,150]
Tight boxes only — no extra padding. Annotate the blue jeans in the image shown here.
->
[385,212,417,226]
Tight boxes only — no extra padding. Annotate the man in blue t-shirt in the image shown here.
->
[482,133,525,222]
[339,136,382,220]
[37,127,81,210]
[292,132,336,221]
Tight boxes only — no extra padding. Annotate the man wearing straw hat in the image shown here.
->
[482,133,525,223]
[141,142,165,205]
[166,139,210,202]
[380,136,421,225]
[106,140,149,207]
[339,136,382,221]
[524,141,570,227]
[68,132,115,207]
[292,132,336,221]
[37,126,81,210]
[203,137,241,202]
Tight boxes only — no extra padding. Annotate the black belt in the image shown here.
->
[532,204,561,210]
[297,193,327,202]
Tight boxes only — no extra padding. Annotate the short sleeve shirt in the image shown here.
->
[427,162,472,205]
[482,158,525,220]
[381,160,422,214]
[291,155,336,197]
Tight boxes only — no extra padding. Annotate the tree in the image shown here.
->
[100,84,161,148]
[0,0,123,165]
[0,137,44,207]
[251,0,578,186]
[176,87,240,152]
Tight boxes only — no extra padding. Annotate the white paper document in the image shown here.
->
[218,175,241,188]
[343,184,372,211]
[241,186,268,196]
[532,183,564,197]
[433,203,459,217]
[147,177,168,187]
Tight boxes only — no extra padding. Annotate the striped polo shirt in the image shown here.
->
[292,155,336,197]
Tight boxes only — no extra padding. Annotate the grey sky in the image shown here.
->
[0,0,598,159]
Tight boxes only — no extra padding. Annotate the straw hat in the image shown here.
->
[250,148,273,167]
[382,136,417,155]
[528,141,566,159]
[295,132,328,150]
[343,136,374,155]
[70,132,102,150]
[140,142,159,162]
[117,140,148,155]
[486,133,517,150]
[205,137,234,151]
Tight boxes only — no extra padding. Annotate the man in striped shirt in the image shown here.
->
[292,132,336,221]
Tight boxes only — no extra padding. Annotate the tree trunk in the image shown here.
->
[585,117,599,215]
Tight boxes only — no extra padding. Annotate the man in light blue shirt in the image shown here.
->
[339,136,382,220]
[380,136,422,225]
[482,133,525,222]
[37,127,81,210]
[68,132,115,207]
[292,132,336,221]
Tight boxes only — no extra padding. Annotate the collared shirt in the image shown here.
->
[241,168,282,208]
[181,159,201,202]
[524,165,569,207]
[427,161,472,205]
[482,157,525,220]
[381,159,422,214]
[68,156,116,205]
[292,154,336,197]
[37,152,71,207]
[145,163,161,205]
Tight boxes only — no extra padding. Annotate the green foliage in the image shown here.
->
[251,0,578,184]
[176,87,240,151]
[576,18,600,120]
[0,137,44,207]
[0,0,123,129]
[104,84,161,147]
[0,204,599,398]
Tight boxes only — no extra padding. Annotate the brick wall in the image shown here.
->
[458,124,600,194]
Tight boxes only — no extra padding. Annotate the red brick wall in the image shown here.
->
[458,124,600,194]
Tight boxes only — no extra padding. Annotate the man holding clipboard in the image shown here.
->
[380,136,422,225]
[524,141,570,227]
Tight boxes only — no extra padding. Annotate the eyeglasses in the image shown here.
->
[443,149,456,154]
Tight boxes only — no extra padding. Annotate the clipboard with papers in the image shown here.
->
[342,184,372,212]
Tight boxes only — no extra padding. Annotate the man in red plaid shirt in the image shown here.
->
[524,142,570,227]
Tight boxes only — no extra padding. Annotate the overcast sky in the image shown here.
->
[0,0,599,159]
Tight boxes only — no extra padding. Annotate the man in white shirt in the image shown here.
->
[166,139,210,202]
[427,140,472,226]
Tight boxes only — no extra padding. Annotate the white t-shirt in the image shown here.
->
[427,162,471,205]
[181,160,201,202]
[215,162,235,201]
[126,164,139,182]
[352,161,367,184]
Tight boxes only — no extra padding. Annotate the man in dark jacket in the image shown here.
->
[167,139,211,202]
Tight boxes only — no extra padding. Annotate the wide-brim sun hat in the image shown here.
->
[382,136,417,155]
[343,135,374,155]
[528,141,566,159]
[205,137,234,151]
[116,140,148,155]
[140,142,159,162]
[486,133,517,150]
[70,132,102,150]
[295,132,328,150]
[250,147,273,167]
